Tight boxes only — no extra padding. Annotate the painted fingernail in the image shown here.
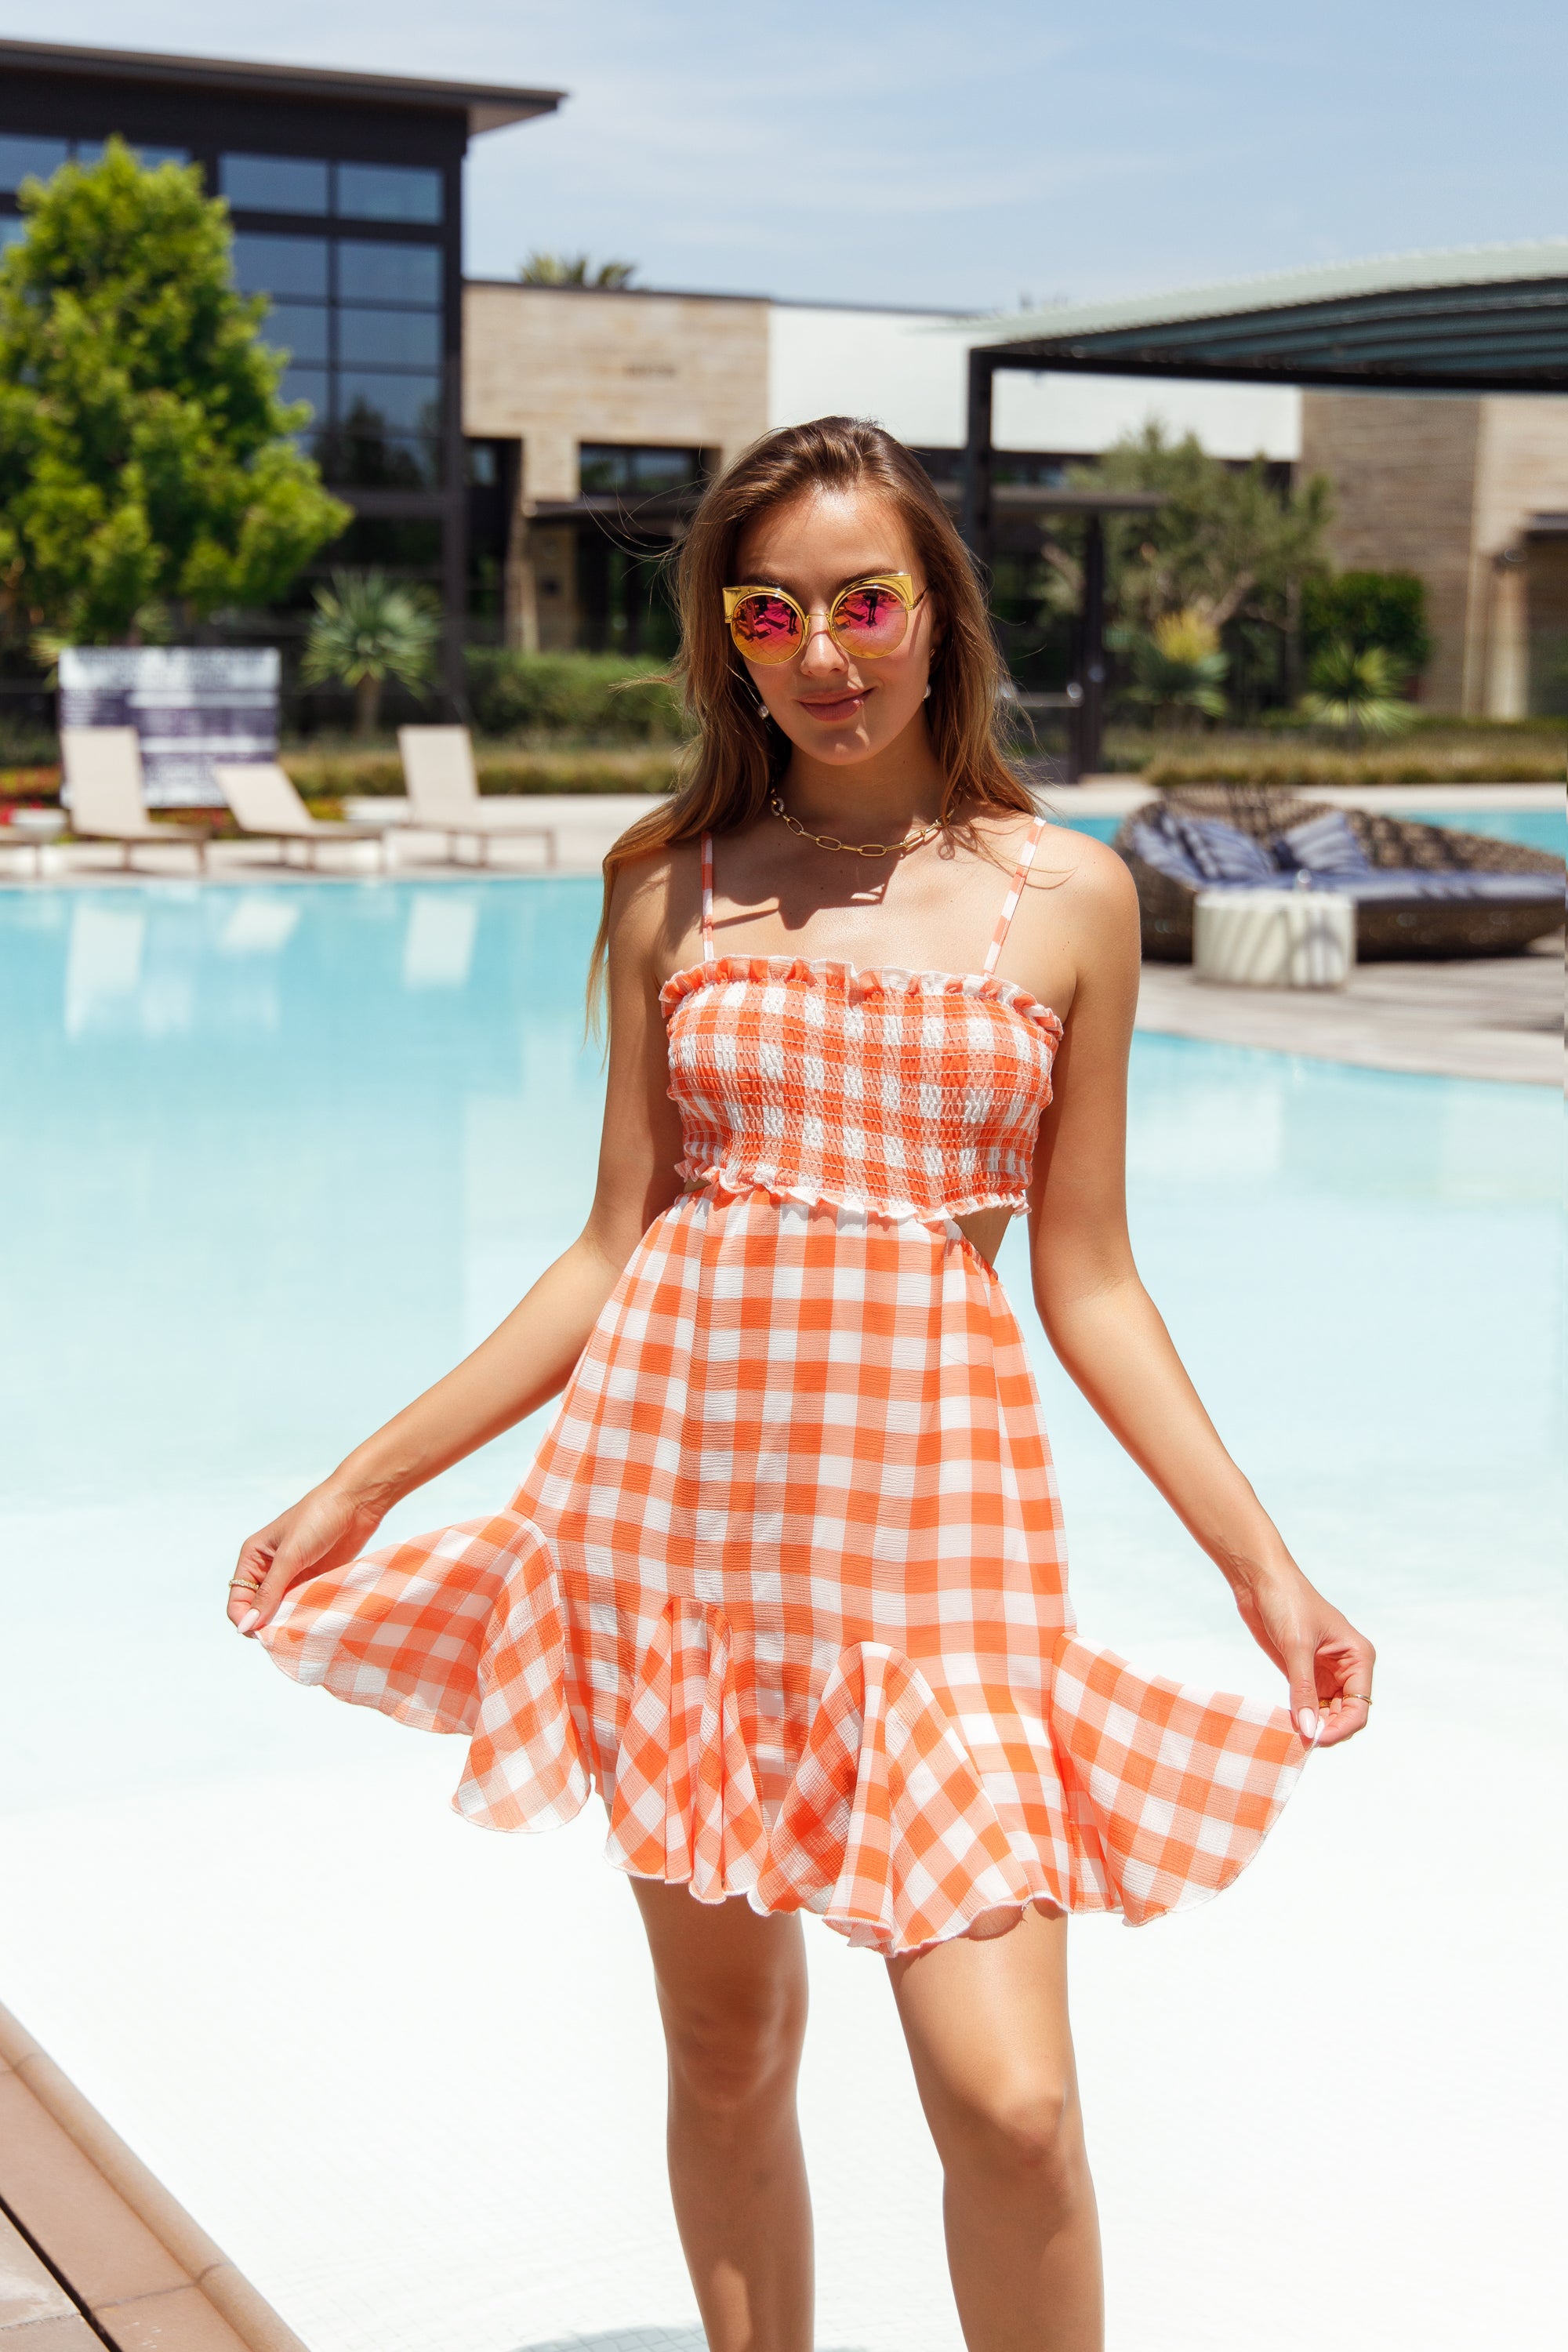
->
[238,1609,262,1635]
[1298,1708,1319,1745]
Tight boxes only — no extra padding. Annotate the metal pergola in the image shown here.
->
[960,241,1568,773]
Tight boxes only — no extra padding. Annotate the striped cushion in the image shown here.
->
[1163,812,1278,885]
[1277,811,1372,878]
[1127,818,1203,887]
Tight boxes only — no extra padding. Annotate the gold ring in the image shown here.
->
[1345,1692,1374,1706]
[229,1577,262,1593]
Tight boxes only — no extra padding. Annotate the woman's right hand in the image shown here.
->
[227,1478,390,1635]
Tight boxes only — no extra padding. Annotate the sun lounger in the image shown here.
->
[396,726,557,867]
[1117,789,1565,960]
[213,762,392,871]
[59,728,210,872]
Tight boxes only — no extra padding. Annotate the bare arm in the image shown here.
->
[1028,848,1374,1747]
[230,857,688,1631]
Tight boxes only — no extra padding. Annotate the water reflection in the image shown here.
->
[402,891,480,989]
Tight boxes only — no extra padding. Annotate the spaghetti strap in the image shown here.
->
[700,833,715,963]
[983,815,1047,976]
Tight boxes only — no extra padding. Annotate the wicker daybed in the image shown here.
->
[1114,786,1566,962]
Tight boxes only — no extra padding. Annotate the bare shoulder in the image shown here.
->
[606,832,703,977]
[1037,822,1138,923]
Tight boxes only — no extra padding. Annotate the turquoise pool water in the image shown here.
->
[0,877,1558,1809]
[1055,803,1566,854]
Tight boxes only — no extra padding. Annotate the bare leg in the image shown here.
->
[630,1878,814,2352]
[889,1906,1103,2352]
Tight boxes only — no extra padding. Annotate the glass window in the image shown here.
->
[221,154,329,215]
[579,445,702,495]
[337,371,441,436]
[279,368,330,422]
[0,135,68,193]
[330,419,441,491]
[259,301,330,365]
[232,233,329,299]
[77,141,189,169]
[327,516,443,568]
[336,162,442,224]
[336,307,442,368]
[336,239,441,307]
[630,448,702,492]
[579,447,623,493]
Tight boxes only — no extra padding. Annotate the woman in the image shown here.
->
[229,417,1373,2351]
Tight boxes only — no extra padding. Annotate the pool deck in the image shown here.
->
[0,2002,307,2352]
[1135,935,1563,1086]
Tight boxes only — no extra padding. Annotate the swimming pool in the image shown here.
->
[0,880,1559,2352]
[1054,803,1566,855]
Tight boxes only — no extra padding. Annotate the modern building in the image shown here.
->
[0,37,563,698]
[463,280,1301,675]
[5,40,1566,717]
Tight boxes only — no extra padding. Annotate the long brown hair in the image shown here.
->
[588,415,1035,1007]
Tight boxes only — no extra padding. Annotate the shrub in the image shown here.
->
[465,648,687,742]
[1301,571,1432,684]
[1123,608,1229,725]
[1299,641,1417,740]
[281,746,680,798]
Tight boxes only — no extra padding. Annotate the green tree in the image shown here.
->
[301,570,441,739]
[1036,425,1333,712]
[517,252,637,289]
[0,139,349,650]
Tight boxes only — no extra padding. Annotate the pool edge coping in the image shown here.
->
[0,1998,311,2352]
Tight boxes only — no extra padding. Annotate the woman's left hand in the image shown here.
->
[1232,1565,1375,1749]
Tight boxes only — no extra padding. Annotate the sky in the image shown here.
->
[5,2,1563,311]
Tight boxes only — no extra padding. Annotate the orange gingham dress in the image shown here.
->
[258,819,1307,1953]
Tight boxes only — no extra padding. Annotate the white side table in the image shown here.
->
[1193,887,1355,989]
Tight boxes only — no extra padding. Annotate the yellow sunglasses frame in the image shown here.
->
[722,572,925,663]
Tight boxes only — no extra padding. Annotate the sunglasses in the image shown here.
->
[722,572,927,666]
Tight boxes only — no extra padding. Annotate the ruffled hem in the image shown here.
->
[673,1168,1030,1229]
[659,955,1064,1037]
[256,1523,1308,1957]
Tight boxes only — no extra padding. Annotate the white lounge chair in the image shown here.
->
[396,726,557,868]
[59,728,210,872]
[214,762,393,871]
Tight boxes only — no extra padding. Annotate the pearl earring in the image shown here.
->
[756,696,769,718]
[923,683,932,700]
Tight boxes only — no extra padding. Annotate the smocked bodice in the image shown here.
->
[660,956,1062,1224]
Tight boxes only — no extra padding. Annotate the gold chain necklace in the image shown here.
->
[768,789,942,862]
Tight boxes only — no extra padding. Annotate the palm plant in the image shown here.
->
[301,570,441,739]
[1299,640,1415,742]
[1126,607,1229,728]
[517,252,637,289]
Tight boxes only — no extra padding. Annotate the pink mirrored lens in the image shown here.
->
[731,593,804,662]
[833,583,909,654]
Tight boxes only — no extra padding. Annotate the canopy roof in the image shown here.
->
[972,242,1568,393]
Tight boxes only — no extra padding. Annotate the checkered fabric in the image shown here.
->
[259,820,1307,1952]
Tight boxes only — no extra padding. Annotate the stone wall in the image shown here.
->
[1299,392,1481,711]
[463,281,770,499]
[1300,390,1568,714]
